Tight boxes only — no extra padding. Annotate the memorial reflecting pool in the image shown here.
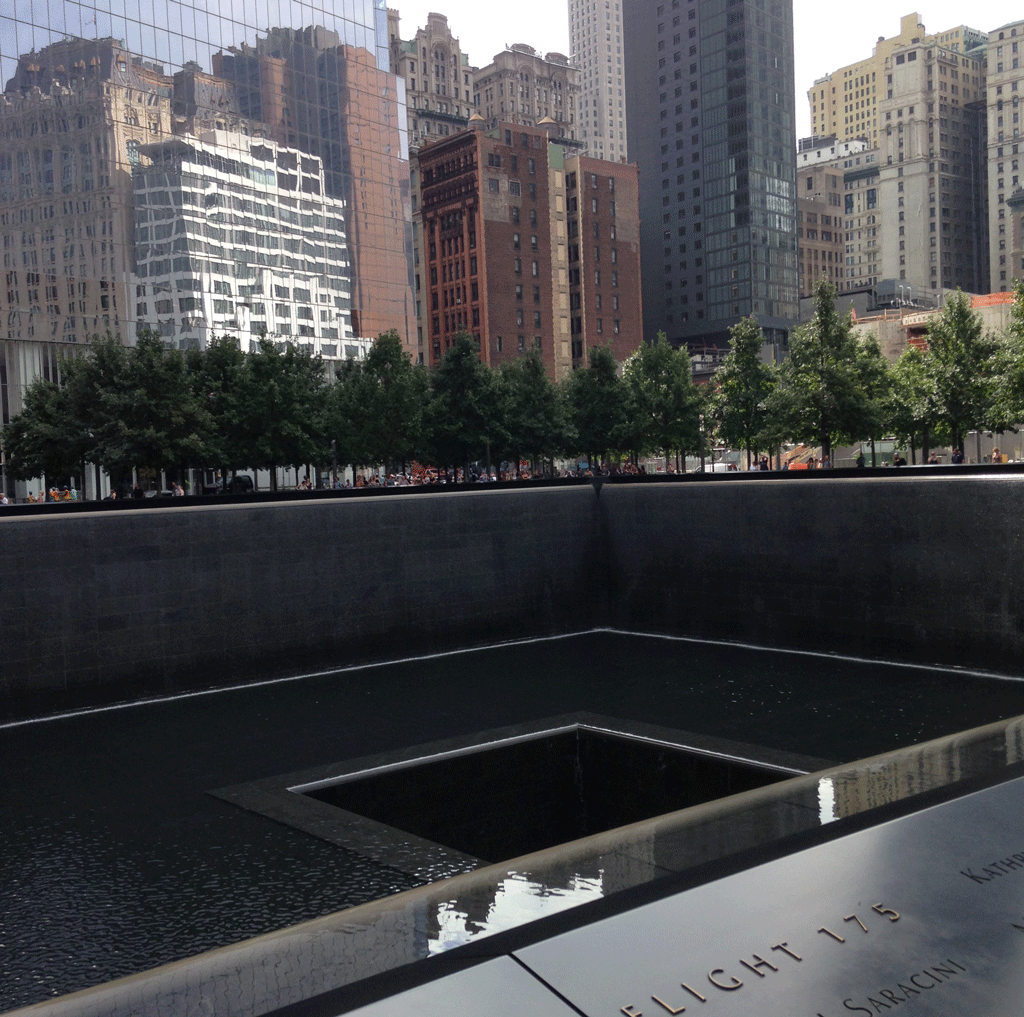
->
[3,630,1024,1011]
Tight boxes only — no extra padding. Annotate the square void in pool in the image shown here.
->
[288,716,830,867]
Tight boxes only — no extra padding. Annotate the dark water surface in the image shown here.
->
[2,631,1023,1011]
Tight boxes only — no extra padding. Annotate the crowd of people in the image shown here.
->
[23,486,78,503]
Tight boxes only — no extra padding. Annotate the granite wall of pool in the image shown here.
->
[2,474,1021,720]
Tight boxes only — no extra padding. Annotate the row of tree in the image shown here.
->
[3,280,1024,488]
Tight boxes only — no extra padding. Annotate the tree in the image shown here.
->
[186,336,250,478]
[922,289,999,453]
[710,317,775,468]
[887,345,936,459]
[993,279,1024,432]
[854,332,891,459]
[242,338,327,489]
[565,344,625,469]
[354,330,428,471]
[326,356,371,476]
[424,332,501,476]
[770,280,874,464]
[1,376,86,485]
[621,332,701,469]
[104,329,216,479]
[498,348,569,475]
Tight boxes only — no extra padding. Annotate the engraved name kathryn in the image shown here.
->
[960,851,1024,884]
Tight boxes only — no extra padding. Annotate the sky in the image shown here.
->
[388,0,1014,138]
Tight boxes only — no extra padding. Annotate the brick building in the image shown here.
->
[564,155,642,366]
[415,120,641,381]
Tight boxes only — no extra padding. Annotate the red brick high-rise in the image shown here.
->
[564,155,642,368]
[416,119,641,380]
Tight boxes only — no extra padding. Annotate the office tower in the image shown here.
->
[415,120,641,380]
[387,11,474,153]
[807,13,987,150]
[986,20,1024,292]
[623,0,799,351]
[212,29,415,352]
[568,0,629,161]
[134,131,354,355]
[473,46,581,145]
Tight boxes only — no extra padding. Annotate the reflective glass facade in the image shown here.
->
[1,0,414,411]
[624,0,799,351]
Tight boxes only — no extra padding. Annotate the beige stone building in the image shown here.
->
[387,11,475,153]
[877,37,988,295]
[805,15,993,301]
[807,13,987,149]
[473,45,580,146]
[795,138,863,297]
[986,20,1024,292]
[568,0,627,161]
[1,39,171,355]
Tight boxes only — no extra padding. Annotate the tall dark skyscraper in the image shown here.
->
[624,0,800,352]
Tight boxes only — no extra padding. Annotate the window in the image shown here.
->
[488,178,499,192]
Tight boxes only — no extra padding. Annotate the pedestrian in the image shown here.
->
[951,448,965,464]
[856,452,866,468]
[759,456,769,471]
[991,447,1002,464]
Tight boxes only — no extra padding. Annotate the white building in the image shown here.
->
[568,0,626,161]
[797,135,869,167]
[133,131,355,356]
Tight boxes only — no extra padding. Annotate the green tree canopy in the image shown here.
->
[922,289,1000,452]
[993,279,1024,432]
[887,345,936,455]
[241,338,327,486]
[565,344,625,468]
[621,332,701,468]
[186,335,250,474]
[1,375,85,483]
[498,347,570,472]
[354,330,428,470]
[425,332,501,471]
[710,317,776,467]
[770,280,875,463]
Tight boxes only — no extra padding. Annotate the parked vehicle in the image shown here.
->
[203,474,255,495]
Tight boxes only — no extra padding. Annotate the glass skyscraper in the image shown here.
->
[1,0,414,426]
[623,0,799,353]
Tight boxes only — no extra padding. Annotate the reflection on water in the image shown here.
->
[3,632,1024,1012]
[430,874,605,954]
[818,776,837,824]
